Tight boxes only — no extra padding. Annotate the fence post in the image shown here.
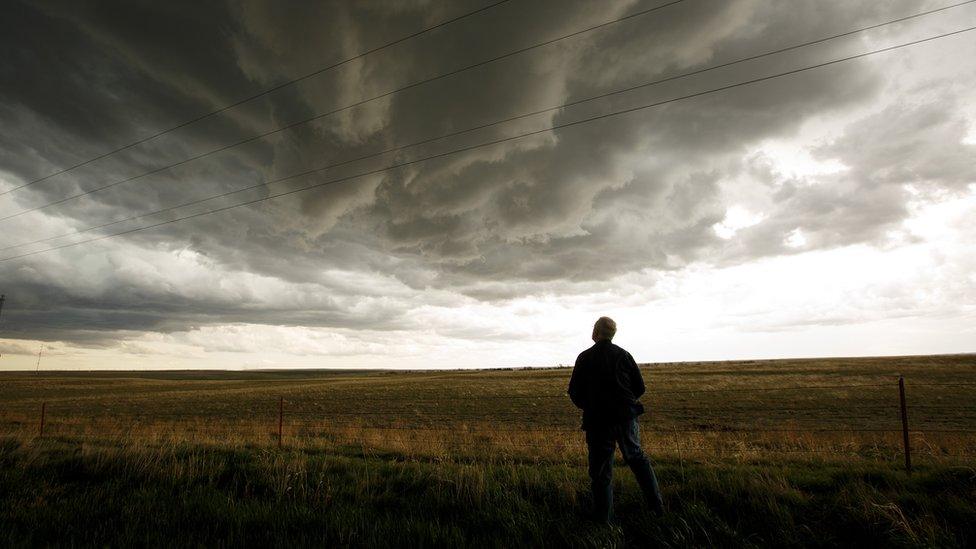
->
[898,376,911,474]
[278,396,284,449]
[672,427,685,483]
[39,402,46,437]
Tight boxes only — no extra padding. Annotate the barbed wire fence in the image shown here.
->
[5,376,976,471]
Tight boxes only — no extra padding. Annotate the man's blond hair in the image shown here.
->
[592,316,617,341]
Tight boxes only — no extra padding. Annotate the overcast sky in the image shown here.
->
[0,0,974,370]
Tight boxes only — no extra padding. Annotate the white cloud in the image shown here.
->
[713,205,766,239]
[783,228,807,248]
[754,140,847,180]
[4,187,973,369]
[963,119,976,145]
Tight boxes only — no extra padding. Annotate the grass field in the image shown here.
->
[2,354,975,546]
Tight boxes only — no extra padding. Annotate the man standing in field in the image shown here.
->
[568,316,664,524]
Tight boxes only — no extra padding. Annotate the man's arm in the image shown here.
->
[568,354,587,409]
[627,352,645,398]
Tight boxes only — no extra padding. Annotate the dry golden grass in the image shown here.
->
[2,355,976,547]
[2,354,974,465]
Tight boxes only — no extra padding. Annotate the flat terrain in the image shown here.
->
[1,354,975,546]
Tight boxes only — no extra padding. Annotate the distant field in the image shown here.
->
[2,354,975,546]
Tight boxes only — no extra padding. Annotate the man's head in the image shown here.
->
[591,316,617,342]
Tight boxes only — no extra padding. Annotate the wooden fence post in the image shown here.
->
[278,396,284,449]
[39,402,46,437]
[898,376,911,474]
[672,427,685,483]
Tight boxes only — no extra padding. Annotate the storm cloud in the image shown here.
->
[0,0,973,366]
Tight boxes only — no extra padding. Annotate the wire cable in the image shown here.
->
[4,0,971,252]
[0,0,683,217]
[1,24,974,262]
[0,0,514,196]
[0,0,976,251]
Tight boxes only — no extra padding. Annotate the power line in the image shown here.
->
[2,1,972,253]
[0,0,683,219]
[0,0,514,196]
[0,0,976,255]
[1,25,973,262]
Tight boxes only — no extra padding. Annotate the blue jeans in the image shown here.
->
[586,418,664,523]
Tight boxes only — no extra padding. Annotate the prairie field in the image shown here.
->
[1,354,975,547]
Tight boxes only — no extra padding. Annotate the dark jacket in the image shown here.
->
[567,339,645,430]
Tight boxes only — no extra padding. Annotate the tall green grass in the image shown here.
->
[2,437,974,547]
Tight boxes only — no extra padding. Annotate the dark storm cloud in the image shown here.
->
[716,95,976,263]
[0,0,971,345]
[817,98,976,191]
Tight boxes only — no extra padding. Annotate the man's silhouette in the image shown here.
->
[568,316,664,523]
